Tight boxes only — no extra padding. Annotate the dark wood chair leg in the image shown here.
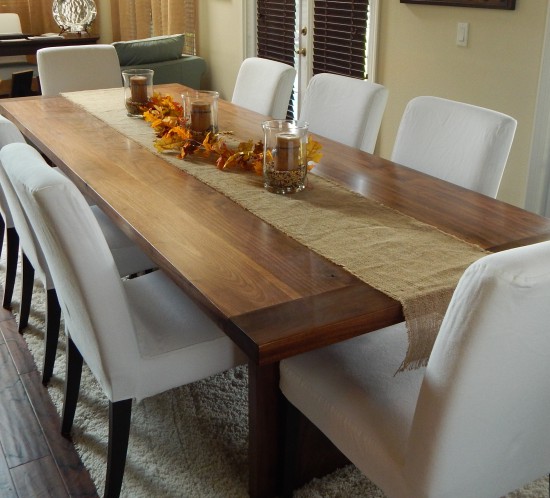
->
[61,336,83,438]
[281,399,300,498]
[18,252,34,333]
[0,215,5,261]
[105,399,132,498]
[2,227,19,309]
[42,289,61,385]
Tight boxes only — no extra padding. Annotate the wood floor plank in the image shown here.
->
[22,370,98,498]
[10,455,69,498]
[0,316,19,342]
[0,344,50,468]
[0,317,39,376]
[2,316,42,376]
[0,305,15,324]
[0,445,16,498]
[0,294,96,496]
[0,341,19,389]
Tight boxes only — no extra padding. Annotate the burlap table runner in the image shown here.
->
[63,88,487,370]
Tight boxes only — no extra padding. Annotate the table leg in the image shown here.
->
[247,359,351,498]
[248,360,282,498]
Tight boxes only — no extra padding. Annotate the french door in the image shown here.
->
[254,0,374,117]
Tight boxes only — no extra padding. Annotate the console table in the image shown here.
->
[0,35,99,57]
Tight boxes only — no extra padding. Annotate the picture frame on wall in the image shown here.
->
[400,0,515,9]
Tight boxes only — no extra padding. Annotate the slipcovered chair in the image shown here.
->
[0,13,22,33]
[0,140,155,385]
[281,241,550,497]
[0,115,27,309]
[298,73,389,153]
[0,13,27,65]
[391,96,517,197]
[4,142,246,498]
[0,13,37,97]
[37,45,122,96]
[231,57,296,119]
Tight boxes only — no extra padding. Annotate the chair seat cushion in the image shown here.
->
[123,270,246,401]
[280,323,425,497]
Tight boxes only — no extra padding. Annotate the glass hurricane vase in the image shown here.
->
[52,0,97,33]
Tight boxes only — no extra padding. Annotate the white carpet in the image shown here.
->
[3,256,548,497]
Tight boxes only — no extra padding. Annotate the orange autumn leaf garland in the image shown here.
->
[141,93,322,174]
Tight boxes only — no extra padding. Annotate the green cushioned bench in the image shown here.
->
[113,35,206,89]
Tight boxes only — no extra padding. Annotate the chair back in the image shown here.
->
[231,57,296,119]
[37,45,122,96]
[2,143,140,401]
[0,115,26,227]
[298,73,388,153]
[404,241,550,497]
[0,115,25,146]
[0,13,27,64]
[0,13,22,33]
[0,142,53,287]
[391,96,517,197]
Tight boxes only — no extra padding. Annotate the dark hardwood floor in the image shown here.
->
[0,304,98,497]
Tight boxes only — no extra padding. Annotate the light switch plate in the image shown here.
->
[457,22,469,47]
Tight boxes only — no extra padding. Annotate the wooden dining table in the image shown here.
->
[2,83,550,497]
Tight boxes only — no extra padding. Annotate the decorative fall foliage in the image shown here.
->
[142,93,323,174]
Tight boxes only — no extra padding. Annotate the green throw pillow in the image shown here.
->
[113,34,184,66]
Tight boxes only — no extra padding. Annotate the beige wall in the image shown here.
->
[376,1,548,207]
[197,0,244,99]
[99,1,548,208]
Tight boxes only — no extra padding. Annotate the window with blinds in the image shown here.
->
[256,0,369,117]
[257,0,296,117]
[257,0,296,67]
[312,0,368,79]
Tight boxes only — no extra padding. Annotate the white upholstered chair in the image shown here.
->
[37,45,122,96]
[0,115,27,309]
[281,241,550,498]
[298,73,389,153]
[0,141,155,384]
[0,13,27,64]
[0,13,36,96]
[231,57,296,119]
[0,13,22,33]
[391,96,517,197]
[4,142,246,498]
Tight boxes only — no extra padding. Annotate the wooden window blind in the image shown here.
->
[111,0,197,55]
[257,0,296,67]
[312,0,368,79]
[257,0,296,118]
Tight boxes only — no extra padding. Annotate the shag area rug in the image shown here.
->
[2,256,548,497]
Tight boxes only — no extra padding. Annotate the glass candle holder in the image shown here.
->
[262,119,309,194]
[122,69,154,117]
[182,90,219,140]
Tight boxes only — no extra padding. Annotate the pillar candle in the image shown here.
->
[276,133,301,171]
[190,101,213,133]
[130,75,148,103]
